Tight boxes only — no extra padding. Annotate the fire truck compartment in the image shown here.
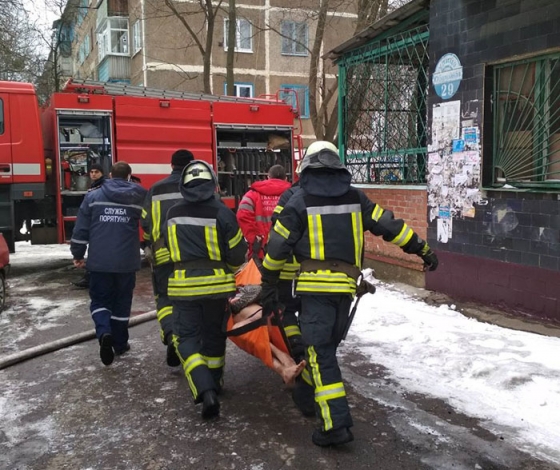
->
[215,126,293,206]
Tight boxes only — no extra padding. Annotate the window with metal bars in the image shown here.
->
[492,53,560,188]
[339,23,429,185]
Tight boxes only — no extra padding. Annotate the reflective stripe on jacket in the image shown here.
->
[164,197,247,300]
[271,183,301,281]
[141,170,183,266]
[263,185,427,296]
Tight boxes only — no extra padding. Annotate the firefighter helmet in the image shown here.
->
[299,141,345,173]
[182,160,218,186]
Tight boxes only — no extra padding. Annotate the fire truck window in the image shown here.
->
[0,99,4,135]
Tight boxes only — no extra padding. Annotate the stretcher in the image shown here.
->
[226,259,305,384]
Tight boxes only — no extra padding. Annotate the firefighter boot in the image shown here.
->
[291,376,315,417]
[99,333,114,366]
[201,390,220,419]
[312,427,354,447]
[165,334,180,367]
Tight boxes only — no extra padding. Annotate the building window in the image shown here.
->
[491,53,560,188]
[281,21,308,56]
[224,18,252,53]
[132,21,142,55]
[280,84,309,119]
[97,17,129,61]
[224,82,254,98]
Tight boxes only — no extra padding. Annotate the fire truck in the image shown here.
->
[0,79,302,252]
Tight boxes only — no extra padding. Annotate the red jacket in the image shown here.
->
[237,178,292,259]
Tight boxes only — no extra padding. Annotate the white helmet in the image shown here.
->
[299,140,345,173]
[182,160,218,186]
[305,141,338,156]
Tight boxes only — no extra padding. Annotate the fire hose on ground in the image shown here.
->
[0,310,156,371]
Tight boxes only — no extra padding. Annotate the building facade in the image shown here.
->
[63,0,361,144]
[330,0,560,323]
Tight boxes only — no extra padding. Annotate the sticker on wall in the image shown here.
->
[433,53,463,100]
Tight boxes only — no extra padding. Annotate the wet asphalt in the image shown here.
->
[0,254,557,470]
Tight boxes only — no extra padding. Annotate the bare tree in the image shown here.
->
[225,0,236,96]
[151,0,225,94]
[262,0,394,143]
[0,0,45,83]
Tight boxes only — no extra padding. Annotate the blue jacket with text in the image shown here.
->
[70,178,147,273]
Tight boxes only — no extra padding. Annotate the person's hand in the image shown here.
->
[73,259,85,269]
[144,246,154,265]
[419,246,438,271]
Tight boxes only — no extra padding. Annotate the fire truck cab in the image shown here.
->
[0,79,301,252]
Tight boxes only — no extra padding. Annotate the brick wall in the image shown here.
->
[360,187,427,271]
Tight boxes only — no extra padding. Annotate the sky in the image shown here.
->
[2,243,560,465]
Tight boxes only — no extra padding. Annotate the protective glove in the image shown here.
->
[143,245,154,265]
[419,245,438,272]
[260,277,281,318]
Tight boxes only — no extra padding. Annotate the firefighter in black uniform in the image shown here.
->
[261,141,438,446]
[271,175,316,417]
[163,160,247,419]
[141,149,194,366]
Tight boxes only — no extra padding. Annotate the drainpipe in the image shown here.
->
[141,0,147,85]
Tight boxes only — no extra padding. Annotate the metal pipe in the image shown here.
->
[0,310,156,371]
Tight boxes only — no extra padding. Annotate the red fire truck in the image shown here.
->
[0,79,302,252]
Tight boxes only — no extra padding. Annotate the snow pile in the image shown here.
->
[348,278,560,464]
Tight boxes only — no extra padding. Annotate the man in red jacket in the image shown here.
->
[237,164,292,259]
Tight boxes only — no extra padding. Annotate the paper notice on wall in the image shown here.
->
[437,217,453,243]
[430,100,461,152]
[463,206,476,218]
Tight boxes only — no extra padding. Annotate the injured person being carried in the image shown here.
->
[227,260,306,385]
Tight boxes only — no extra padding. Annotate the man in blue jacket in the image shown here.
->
[71,161,147,366]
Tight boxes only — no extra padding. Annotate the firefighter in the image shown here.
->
[163,160,247,419]
[270,168,313,416]
[141,149,194,367]
[71,161,147,366]
[260,141,438,446]
[236,164,291,260]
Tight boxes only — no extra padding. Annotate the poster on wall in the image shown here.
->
[427,99,482,233]
[430,100,461,153]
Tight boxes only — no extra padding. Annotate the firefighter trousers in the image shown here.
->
[89,272,136,354]
[299,294,353,432]
[172,298,229,402]
[278,280,304,362]
[152,263,174,344]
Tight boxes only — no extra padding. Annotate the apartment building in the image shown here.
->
[65,0,360,142]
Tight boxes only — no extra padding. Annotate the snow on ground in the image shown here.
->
[346,269,560,465]
[0,242,88,352]
[3,244,560,465]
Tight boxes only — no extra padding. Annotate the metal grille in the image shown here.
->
[493,53,560,187]
[339,24,429,184]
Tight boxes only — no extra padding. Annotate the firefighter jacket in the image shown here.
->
[262,168,429,296]
[237,178,291,258]
[271,182,301,282]
[163,178,247,300]
[141,170,183,266]
[70,178,147,273]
